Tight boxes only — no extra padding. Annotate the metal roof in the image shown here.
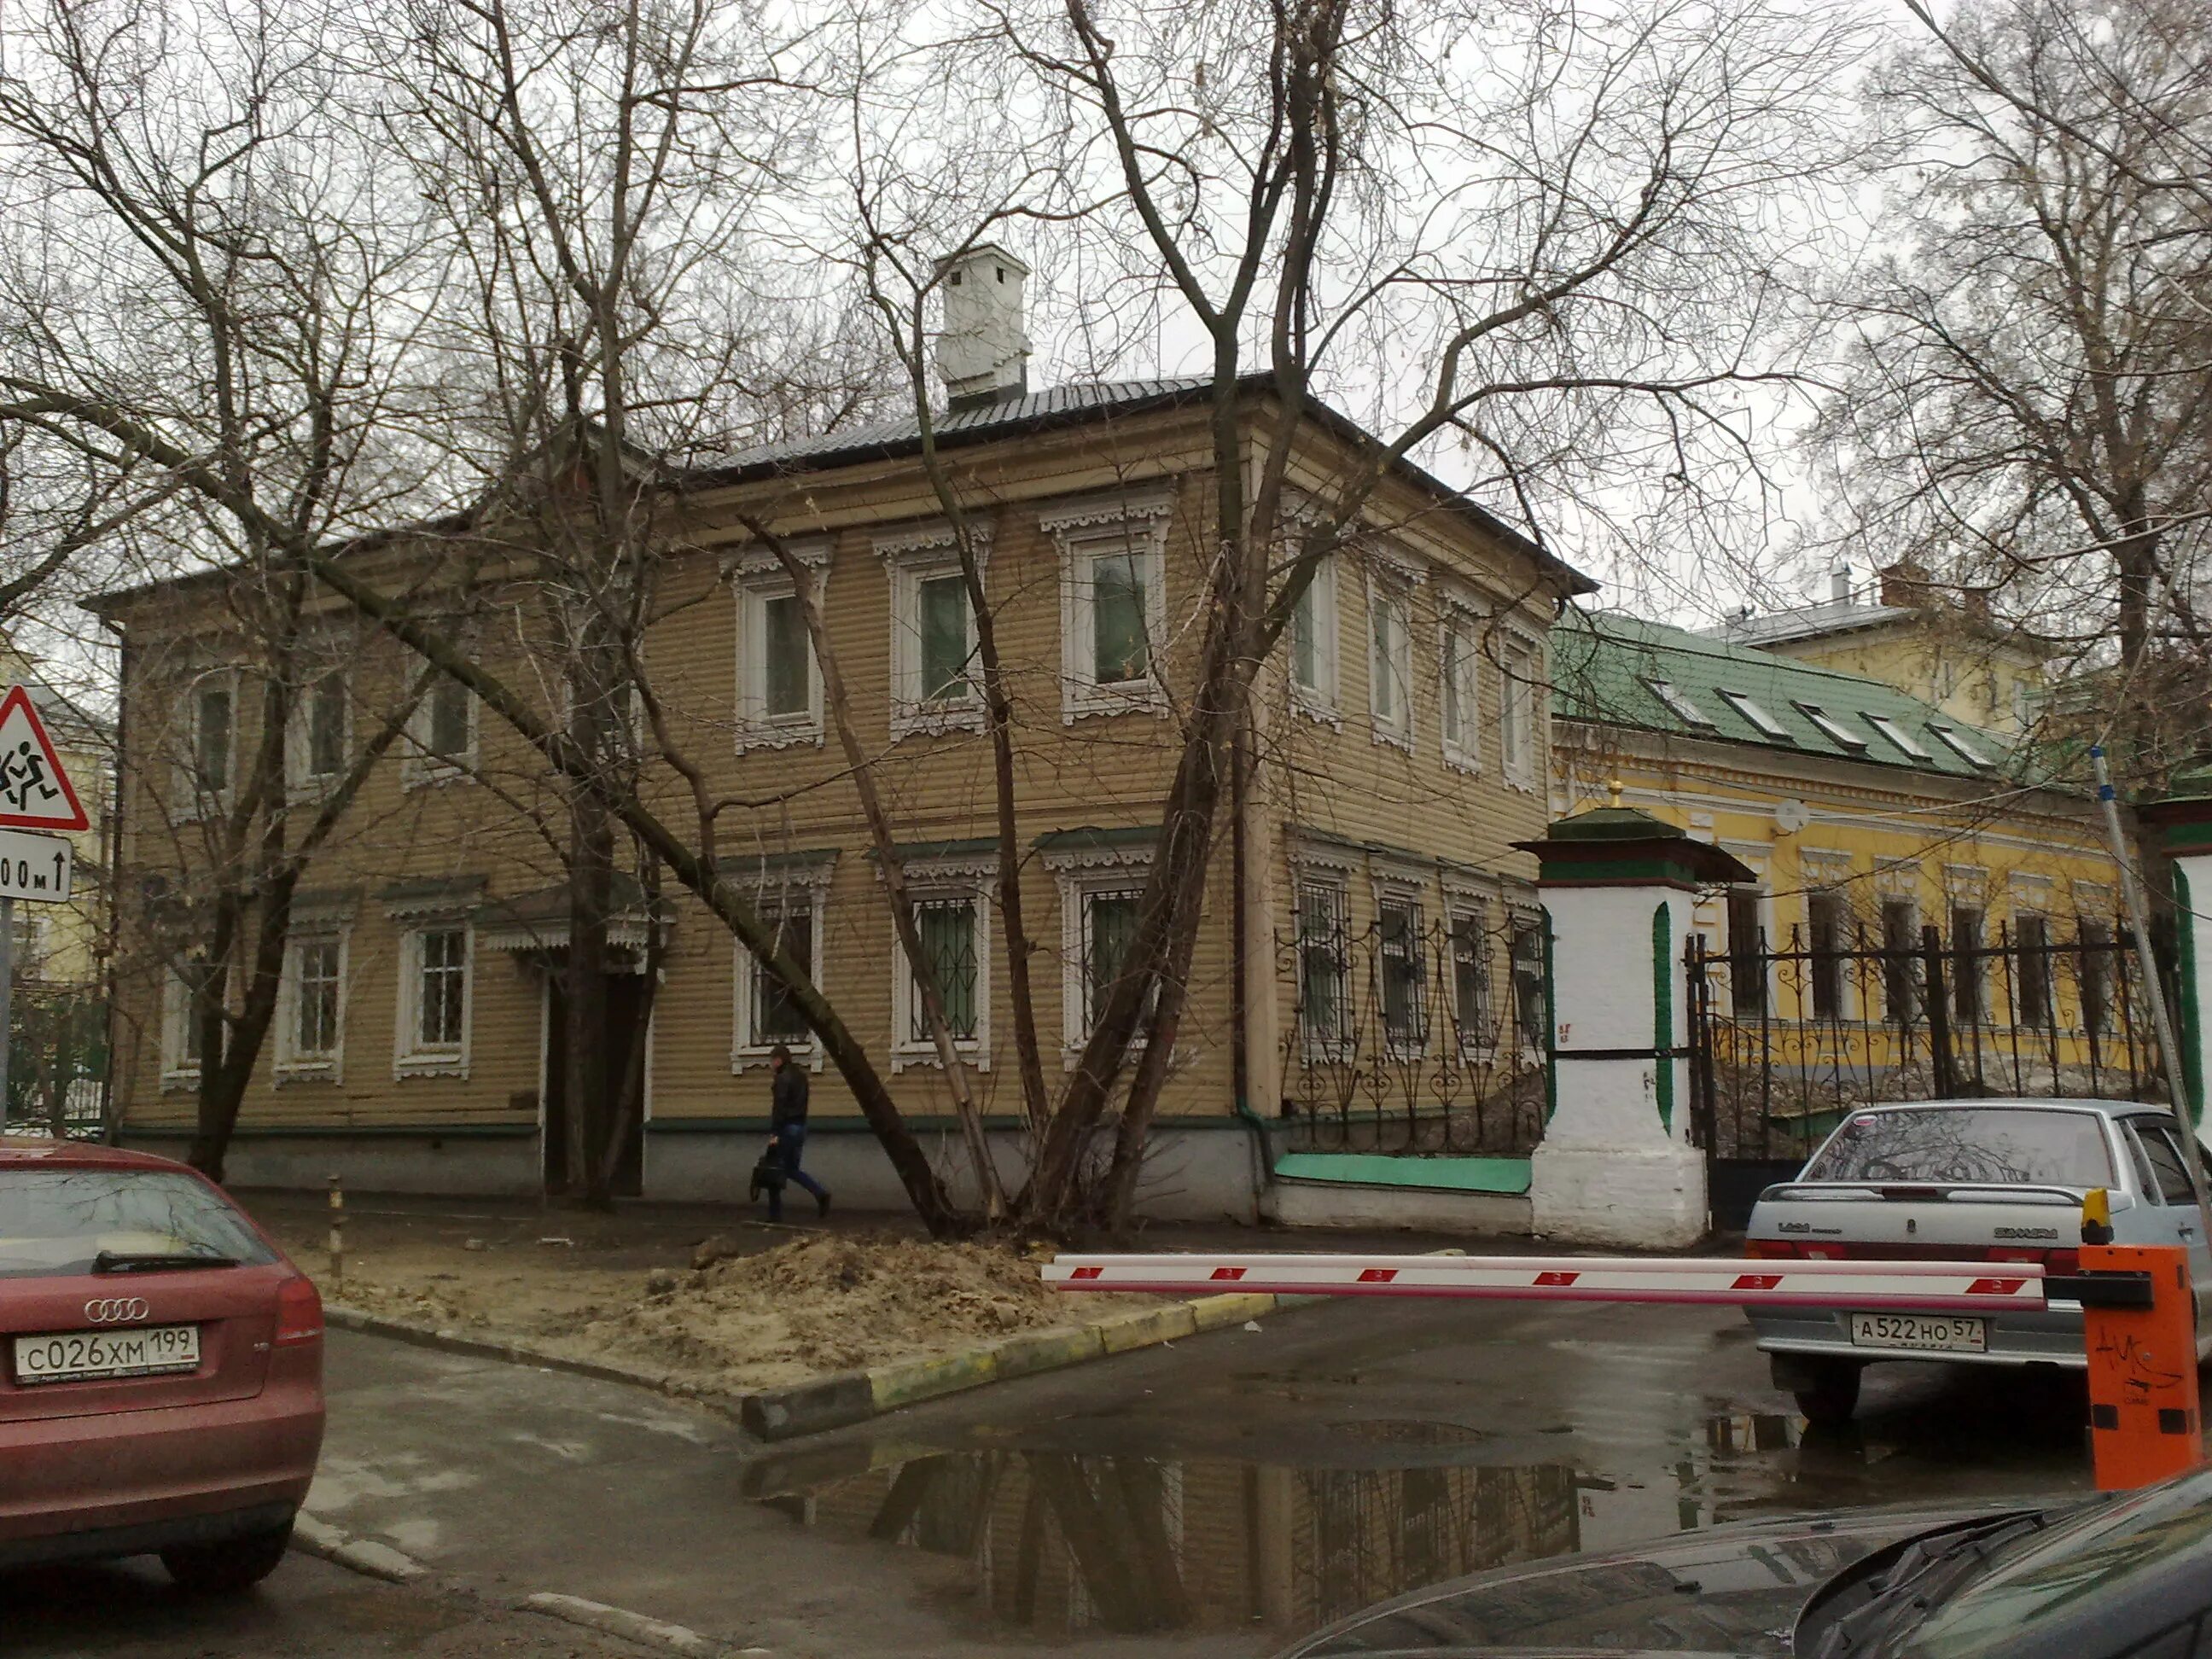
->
[1551,610,2013,782]
[1706,599,1914,649]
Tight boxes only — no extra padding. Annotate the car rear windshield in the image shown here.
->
[0,1168,276,1279]
[1802,1108,2115,1189]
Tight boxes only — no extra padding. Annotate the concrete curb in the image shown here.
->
[325,1250,1458,1447]
[521,1592,746,1656]
[291,1513,428,1584]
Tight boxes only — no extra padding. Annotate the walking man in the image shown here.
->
[765,1044,830,1222]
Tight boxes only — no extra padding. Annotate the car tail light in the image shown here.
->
[274,1275,323,1347]
[1988,1246,2078,1274]
[1745,1240,1803,1260]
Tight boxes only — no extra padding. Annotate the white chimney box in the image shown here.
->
[937,244,1032,409]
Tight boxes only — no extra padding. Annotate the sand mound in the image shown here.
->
[588,1232,1096,1386]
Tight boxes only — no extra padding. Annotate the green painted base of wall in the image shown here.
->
[1270,1153,1533,1195]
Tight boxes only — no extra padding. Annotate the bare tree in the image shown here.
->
[1812,0,2212,775]
[813,0,1866,1225]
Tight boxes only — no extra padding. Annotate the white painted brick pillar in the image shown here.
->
[1516,805,1755,1249]
[2140,775,2212,1138]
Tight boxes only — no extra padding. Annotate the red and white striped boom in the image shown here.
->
[1045,1252,2052,1313]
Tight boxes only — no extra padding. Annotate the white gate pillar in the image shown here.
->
[1515,804,1755,1249]
[2141,768,2212,1138]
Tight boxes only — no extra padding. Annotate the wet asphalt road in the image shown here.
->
[2,1549,657,1657]
[7,1294,2101,1657]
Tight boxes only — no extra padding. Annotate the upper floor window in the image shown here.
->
[404,667,477,785]
[162,965,217,1084]
[289,670,349,793]
[1286,552,1339,717]
[732,544,827,750]
[1441,612,1480,771]
[1499,634,1542,787]
[881,526,988,736]
[177,671,236,818]
[1367,576,1413,748]
[1045,492,1171,722]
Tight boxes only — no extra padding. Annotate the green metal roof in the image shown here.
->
[1551,611,2013,782]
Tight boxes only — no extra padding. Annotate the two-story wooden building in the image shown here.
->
[93,246,1595,1220]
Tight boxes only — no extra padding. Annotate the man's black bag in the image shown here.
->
[748,1144,787,1202]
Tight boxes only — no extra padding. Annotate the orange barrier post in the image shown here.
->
[2075,1190,2204,1492]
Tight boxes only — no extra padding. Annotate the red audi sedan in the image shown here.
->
[0,1138,324,1591]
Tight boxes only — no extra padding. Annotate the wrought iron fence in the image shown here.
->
[1279,906,1548,1156]
[1686,916,2172,1225]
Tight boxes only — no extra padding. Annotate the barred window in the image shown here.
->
[1297,883,1349,1047]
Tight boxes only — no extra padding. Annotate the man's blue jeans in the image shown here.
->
[767,1124,828,1222]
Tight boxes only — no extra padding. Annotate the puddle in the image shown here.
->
[738,1411,1813,1641]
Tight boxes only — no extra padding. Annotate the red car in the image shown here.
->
[0,1137,324,1592]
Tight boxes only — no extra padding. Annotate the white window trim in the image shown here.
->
[730,868,833,1074]
[160,969,208,1090]
[393,923,473,1080]
[401,666,480,788]
[175,667,240,822]
[1365,568,1417,752]
[275,928,349,1083]
[878,523,992,738]
[1498,627,1545,792]
[1045,842,1156,1062]
[885,856,995,1072]
[1285,550,1342,725]
[1438,598,1482,775]
[1044,489,1173,725]
[287,668,353,800]
[731,539,830,753]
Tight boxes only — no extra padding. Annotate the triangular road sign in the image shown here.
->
[0,684,89,832]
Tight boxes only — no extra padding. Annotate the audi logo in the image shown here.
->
[84,1297,150,1324]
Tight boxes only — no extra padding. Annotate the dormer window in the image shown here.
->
[1645,679,1715,731]
[1864,713,1933,761]
[1928,723,1994,769]
[1795,701,1869,754]
[1718,689,1790,740]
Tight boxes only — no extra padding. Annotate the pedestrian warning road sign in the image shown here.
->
[0,828,71,902]
[0,684,89,832]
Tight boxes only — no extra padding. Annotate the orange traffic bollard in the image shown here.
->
[2072,1190,2205,1492]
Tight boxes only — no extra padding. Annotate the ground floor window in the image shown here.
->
[1296,882,1350,1052]
[398,925,470,1075]
[277,934,346,1077]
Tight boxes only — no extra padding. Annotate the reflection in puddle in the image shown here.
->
[742,1412,1807,1640]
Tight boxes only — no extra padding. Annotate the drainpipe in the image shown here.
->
[96,616,128,1144]
[1230,695,1275,1212]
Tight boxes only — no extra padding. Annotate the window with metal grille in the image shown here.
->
[414,929,467,1050]
[2015,913,2053,1027]
[755,903,813,1042]
[1881,899,1918,1022]
[1951,905,1985,1024]
[292,939,341,1059]
[1081,889,1146,1036]
[910,898,979,1041]
[1379,898,1425,1051]
[1510,923,1546,1051]
[1297,883,1349,1047]
[1449,909,1489,1045]
[1726,888,1767,1017]
[1807,891,1846,1020]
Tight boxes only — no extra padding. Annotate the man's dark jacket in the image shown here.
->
[771,1065,809,1132]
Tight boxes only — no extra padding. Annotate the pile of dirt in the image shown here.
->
[585,1232,1108,1387]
